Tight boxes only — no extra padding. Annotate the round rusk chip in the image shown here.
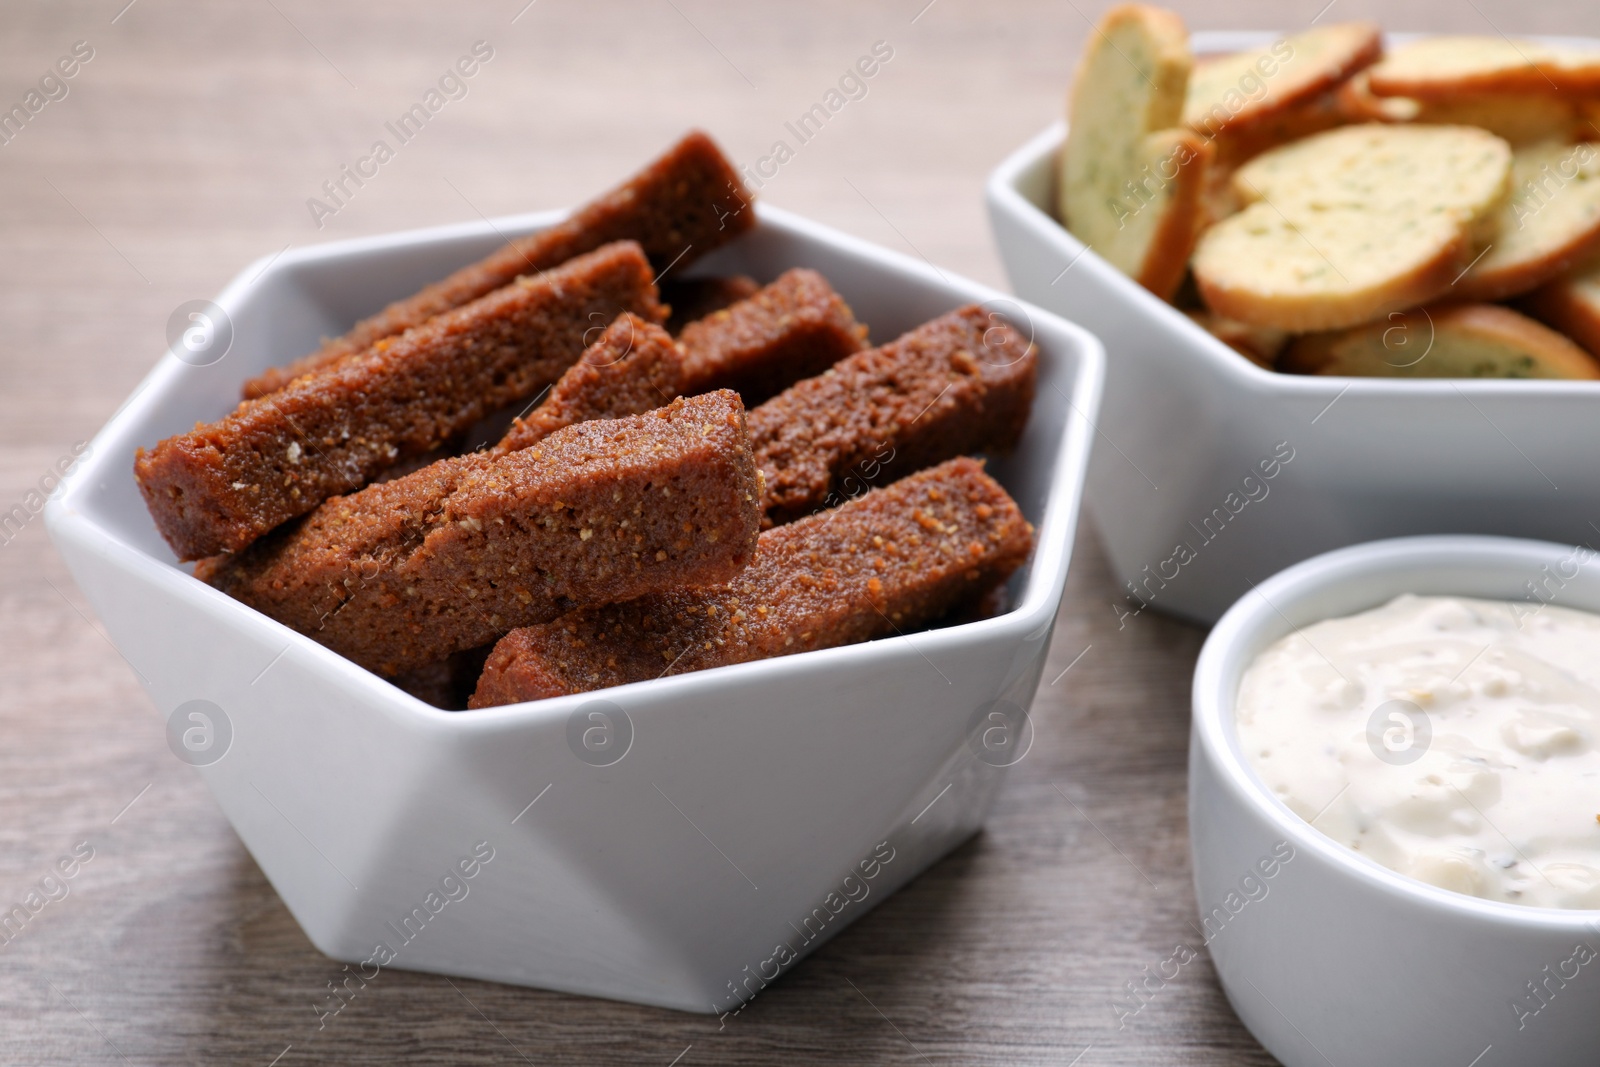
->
[1193,202,1467,332]
[1337,72,1585,146]
[1367,35,1600,98]
[1282,303,1600,378]
[1457,142,1600,301]
[1194,125,1513,331]
[1230,124,1512,240]
[1184,22,1381,138]
[1060,4,1209,300]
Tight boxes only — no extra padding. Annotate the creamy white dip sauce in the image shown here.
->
[1236,594,1600,909]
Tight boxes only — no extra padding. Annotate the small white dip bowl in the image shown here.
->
[1191,534,1600,1066]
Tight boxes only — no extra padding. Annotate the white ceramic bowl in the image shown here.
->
[986,31,1600,626]
[44,204,1104,1012]
[1191,534,1600,1067]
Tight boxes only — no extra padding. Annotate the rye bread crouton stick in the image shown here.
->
[493,268,870,454]
[200,391,762,678]
[136,241,664,561]
[675,267,868,404]
[494,313,688,454]
[242,129,755,398]
[469,456,1033,707]
[750,304,1036,527]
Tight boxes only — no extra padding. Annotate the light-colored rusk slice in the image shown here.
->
[1184,22,1381,138]
[1367,36,1600,98]
[1186,311,1287,367]
[1522,257,1600,356]
[1231,124,1512,243]
[1534,47,1600,93]
[1282,303,1600,379]
[1336,71,1583,146]
[1458,142,1600,301]
[1060,4,1207,299]
[1193,203,1467,331]
[1121,129,1212,298]
[1195,125,1513,330]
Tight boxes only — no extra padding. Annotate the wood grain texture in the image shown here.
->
[1,0,1594,1063]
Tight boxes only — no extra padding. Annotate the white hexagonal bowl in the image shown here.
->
[44,203,1103,1012]
[987,31,1600,627]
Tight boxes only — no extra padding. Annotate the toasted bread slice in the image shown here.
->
[1367,36,1600,99]
[1282,302,1600,378]
[1231,123,1512,241]
[1193,202,1468,331]
[1060,4,1208,299]
[1522,255,1600,356]
[1184,23,1381,139]
[1337,71,1585,146]
[1458,142,1600,301]
[1186,310,1287,367]
[1195,125,1513,330]
[1125,129,1212,298]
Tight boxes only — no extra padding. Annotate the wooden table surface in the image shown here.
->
[4,1,1596,1063]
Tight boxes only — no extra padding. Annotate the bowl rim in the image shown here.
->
[984,31,1600,398]
[1192,532,1600,928]
[44,202,1105,734]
